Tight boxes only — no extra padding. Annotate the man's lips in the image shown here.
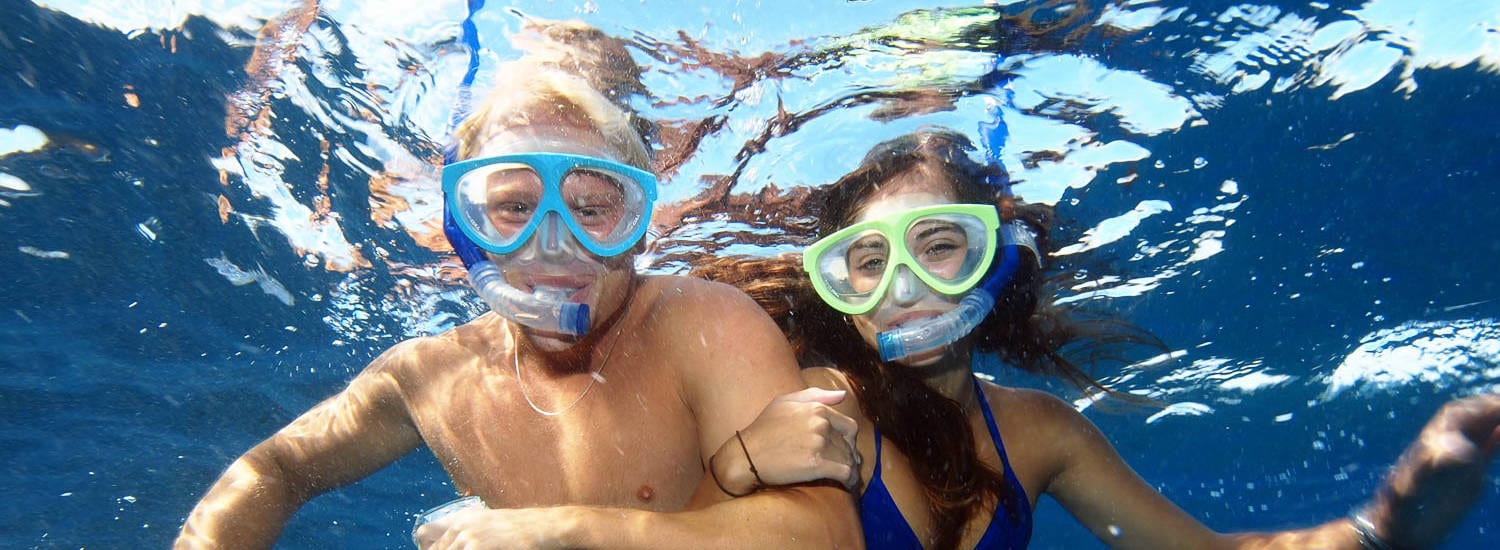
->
[523,275,593,301]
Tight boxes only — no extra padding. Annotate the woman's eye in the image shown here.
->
[922,240,959,257]
[856,256,887,273]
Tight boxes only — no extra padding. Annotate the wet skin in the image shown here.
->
[176,119,859,549]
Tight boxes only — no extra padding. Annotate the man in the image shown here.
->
[176,65,861,549]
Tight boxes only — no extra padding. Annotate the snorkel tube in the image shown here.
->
[876,74,1032,362]
[443,189,592,336]
[439,1,589,336]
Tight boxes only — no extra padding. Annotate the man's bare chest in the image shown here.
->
[411,370,705,510]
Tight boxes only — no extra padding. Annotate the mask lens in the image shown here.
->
[454,163,542,249]
[807,207,998,314]
[814,229,889,311]
[904,213,991,285]
[446,154,657,257]
[560,167,641,248]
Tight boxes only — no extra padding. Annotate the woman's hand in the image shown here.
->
[1367,393,1500,548]
[414,506,583,550]
[711,387,860,495]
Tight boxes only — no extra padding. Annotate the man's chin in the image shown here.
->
[519,327,585,352]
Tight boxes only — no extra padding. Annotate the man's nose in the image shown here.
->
[534,214,575,261]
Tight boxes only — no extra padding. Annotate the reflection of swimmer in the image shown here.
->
[174,45,859,550]
[695,129,1500,549]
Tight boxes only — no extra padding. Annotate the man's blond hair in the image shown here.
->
[452,63,651,171]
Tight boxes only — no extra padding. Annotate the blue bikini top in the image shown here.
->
[857,377,1032,549]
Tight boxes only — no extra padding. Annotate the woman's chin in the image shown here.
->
[891,346,950,368]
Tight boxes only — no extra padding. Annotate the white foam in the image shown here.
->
[18,246,69,260]
[1146,401,1214,424]
[35,0,303,33]
[1055,200,1173,256]
[0,173,32,192]
[1324,318,1500,398]
[0,125,47,158]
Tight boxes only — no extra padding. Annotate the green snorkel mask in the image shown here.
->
[803,203,1002,316]
[804,203,1035,361]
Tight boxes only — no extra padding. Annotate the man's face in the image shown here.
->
[471,120,640,353]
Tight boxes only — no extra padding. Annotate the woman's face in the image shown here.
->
[845,164,965,367]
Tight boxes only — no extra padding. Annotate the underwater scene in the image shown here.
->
[2,0,1498,547]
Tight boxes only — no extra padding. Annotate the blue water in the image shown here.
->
[3,0,1498,547]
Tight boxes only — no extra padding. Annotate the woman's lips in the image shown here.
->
[882,310,943,330]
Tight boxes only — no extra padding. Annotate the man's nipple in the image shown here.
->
[635,484,654,503]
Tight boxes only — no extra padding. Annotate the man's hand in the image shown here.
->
[414,506,583,550]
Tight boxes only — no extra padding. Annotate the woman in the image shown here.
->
[692,129,1500,549]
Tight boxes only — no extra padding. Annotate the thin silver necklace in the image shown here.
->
[512,292,633,417]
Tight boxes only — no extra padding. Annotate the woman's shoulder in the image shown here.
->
[979,382,1078,417]
[801,366,852,391]
[800,367,868,421]
[978,382,1102,445]
[977,381,1114,492]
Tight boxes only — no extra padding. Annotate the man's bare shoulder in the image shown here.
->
[634,274,770,330]
[366,314,508,381]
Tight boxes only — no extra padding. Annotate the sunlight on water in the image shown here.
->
[4,0,1500,547]
[13,0,1499,410]
[1326,318,1500,398]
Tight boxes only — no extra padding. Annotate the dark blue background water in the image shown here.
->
[3,0,1498,547]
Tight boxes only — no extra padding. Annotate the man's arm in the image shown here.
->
[417,278,862,549]
[175,340,426,549]
[607,278,861,548]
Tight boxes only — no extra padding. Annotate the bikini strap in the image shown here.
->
[971,376,1010,469]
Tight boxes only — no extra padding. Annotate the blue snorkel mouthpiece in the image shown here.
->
[466,260,591,336]
[876,224,1034,362]
[443,161,592,337]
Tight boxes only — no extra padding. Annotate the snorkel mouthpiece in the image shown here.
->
[877,288,996,362]
[467,261,591,336]
[875,225,1033,362]
[444,205,592,336]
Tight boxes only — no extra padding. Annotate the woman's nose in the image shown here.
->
[888,265,928,306]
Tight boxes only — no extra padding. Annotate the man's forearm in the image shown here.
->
[570,485,862,550]
[175,455,305,549]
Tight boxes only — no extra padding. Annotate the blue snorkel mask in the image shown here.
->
[441,3,658,337]
[872,88,1038,362]
[441,149,657,337]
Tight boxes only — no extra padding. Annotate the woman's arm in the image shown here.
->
[687,384,860,508]
[1035,389,1500,549]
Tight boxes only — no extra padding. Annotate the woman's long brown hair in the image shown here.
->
[691,129,1164,549]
